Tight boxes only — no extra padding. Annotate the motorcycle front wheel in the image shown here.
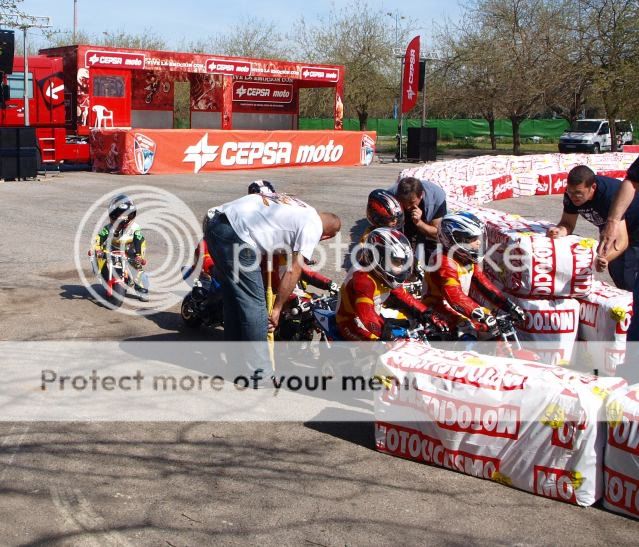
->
[181,294,202,328]
[107,282,126,308]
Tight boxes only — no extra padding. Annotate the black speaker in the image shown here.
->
[0,127,37,148]
[0,147,40,180]
[0,30,15,74]
[407,127,437,162]
[418,60,425,92]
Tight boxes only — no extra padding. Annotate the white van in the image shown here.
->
[558,119,633,154]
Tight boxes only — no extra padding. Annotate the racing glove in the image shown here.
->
[421,310,451,337]
[471,307,500,336]
[503,299,526,324]
[328,282,339,296]
[132,255,145,268]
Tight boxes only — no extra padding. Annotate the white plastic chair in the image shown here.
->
[92,105,114,128]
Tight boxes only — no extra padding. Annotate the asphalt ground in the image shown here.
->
[0,160,635,546]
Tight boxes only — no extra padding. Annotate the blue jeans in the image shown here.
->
[205,214,272,376]
[608,246,639,292]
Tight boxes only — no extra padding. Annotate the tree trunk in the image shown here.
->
[511,116,522,155]
[358,110,368,131]
[488,118,496,150]
[609,116,618,152]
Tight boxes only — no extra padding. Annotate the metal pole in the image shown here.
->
[73,0,78,43]
[23,26,29,126]
[421,66,426,127]
[398,55,404,161]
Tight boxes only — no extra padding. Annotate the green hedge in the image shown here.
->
[298,118,570,139]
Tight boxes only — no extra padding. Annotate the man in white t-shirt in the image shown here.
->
[204,193,340,375]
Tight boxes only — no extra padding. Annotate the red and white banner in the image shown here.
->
[85,50,145,69]
[301,66,340,82]
[206,58,252,76]
[401,36,420,113]
[537,172,569,196]
[91,129,376,174]
[232,82,293,104]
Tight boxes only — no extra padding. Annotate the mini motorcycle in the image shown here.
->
[180,276,224,329]
[311,299,449,377]
[88,248,146,307]
[276,291,337,343]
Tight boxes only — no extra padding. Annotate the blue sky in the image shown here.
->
[15,0,463,52]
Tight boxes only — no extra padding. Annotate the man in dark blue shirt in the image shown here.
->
[548,164,639,291]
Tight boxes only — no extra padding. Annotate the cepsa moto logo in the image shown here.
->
[492,175,513,200]
[233,82,293,104]
[182,134,345,173]
[301,66,339,82]
[206,59,251,76]
[85,50,145,69]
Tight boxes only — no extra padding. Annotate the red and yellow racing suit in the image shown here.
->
[264,254,334,296]
[193,239,215,278]
[336,269,429,341]
[424,252,507,331]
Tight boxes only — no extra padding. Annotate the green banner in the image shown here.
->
[298,118,570,139]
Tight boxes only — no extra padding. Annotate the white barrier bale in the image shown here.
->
[512,173,539,197]
[577,281,633,342]
[498,235,596,299]
[508,295,581,366]
[374,342,626,507]
[576,281,633,376]
[604,385,639,519]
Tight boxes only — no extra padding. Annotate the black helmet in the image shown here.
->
[108,194,136,234]
[248,180,275,195]
[366,189,404,228]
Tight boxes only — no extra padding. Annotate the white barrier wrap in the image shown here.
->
[492,235,595,299]
[450,206,596,298]
[507,295,580,366]
[604,385,639,519]
[578,281,633,343]
[399,153,637,206]
[375,342,626,506]
[576,281,633,376]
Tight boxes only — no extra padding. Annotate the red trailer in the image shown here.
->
[0,44,356,172]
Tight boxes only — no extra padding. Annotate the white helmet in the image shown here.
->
[438,212,485,263]
[363,228,413,288]
[248,180,275,195]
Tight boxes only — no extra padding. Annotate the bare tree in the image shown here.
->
[41,28,166,50]
[465,0,570,154]
[183,16,288,59]
[294,0,408,129]
[432,27,502,149]
[0,0,24,22]
[578,0,639,150]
